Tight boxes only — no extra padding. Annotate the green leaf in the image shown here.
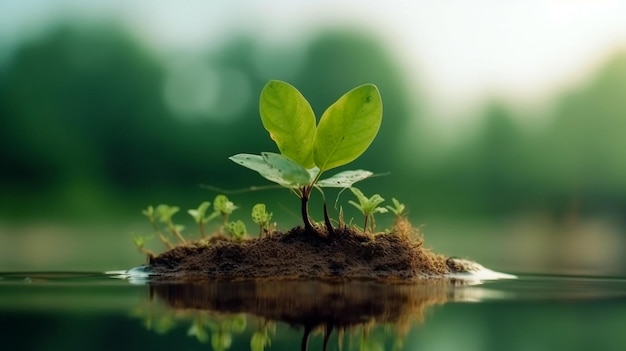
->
[251,203,272,225]
[141,206,154,219]
[214,195,238,215]
[188,201,211,223]
[316,169,373,188]
[313,84,382,172]
[260,80,316,168]
[155,204,179,223]
[262,152,311,186]
[229,153,311,187]
[386,198,406,216]
[225,220,247,240]
[349,187,386,214]
[230,153,290,186]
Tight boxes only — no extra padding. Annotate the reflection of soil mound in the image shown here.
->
[150,280,452,329]
[148,220,450,281]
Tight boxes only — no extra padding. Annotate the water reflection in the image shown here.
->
[136,279,480,351]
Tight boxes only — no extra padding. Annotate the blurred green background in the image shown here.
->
[1,1,625,275]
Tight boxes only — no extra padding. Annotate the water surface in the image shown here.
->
[1,271,625,350]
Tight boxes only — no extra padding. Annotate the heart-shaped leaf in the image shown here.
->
[260,80,316,168]
[313,84,382,172]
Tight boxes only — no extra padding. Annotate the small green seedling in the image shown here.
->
[142,205,173,249]
[188,201,218,238]
[230,80,382,233]
[213,195,238,225]
[251,203,273,237]
[348,187,388,233]
[155,204,187,244]
[386,198,407,220]
[131,234,154,256]
[225,220,247,240]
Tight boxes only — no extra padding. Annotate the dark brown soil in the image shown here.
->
[147,219,452,281]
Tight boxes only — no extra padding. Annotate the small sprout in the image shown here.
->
[251,203,272,238]
[348,187,388,233]
[225,220,247,240]
[142,205,155,221]
[386,198,407,219]
[156,204,187,244]
[188,201,217,238]
[142,205,173,249]
[131,234,154,256]
[213,195,238,225]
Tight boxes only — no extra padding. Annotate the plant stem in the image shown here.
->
[301,186,314,232]
[198,222,206,239]
[168,223,187,244]
[323,202,334,236]
[150,220,173,249]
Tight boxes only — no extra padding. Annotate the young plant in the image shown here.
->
[142,205,173,249]
[386,198,407,221]
[213,195,238,226]
[131,234,154,256]
[224,220,247,240]
[155,204,187,244]
[348,187,388,233]
[230,80,382,233]
[188,201,218,238]
[251,203,272,238]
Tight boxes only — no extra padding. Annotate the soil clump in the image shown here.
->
[148,219,454,281]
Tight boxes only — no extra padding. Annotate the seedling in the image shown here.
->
[251,203,273,237]
[213,195,238,225]
[155,204,187,244]
[224,220,247,240]
[131,234,154,256]
[348,187,388,233]
[386,198,407,221]
[188,201,218,238]
[142,205,173,249]
[230,80,382,233]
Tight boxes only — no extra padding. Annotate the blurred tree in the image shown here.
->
[0,24,414,220]
[534,51,626,216]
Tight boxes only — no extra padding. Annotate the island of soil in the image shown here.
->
[147,219,473,281]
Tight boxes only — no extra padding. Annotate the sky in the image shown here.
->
[2,0,626,130]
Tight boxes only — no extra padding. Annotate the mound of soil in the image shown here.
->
[148,219,454,281]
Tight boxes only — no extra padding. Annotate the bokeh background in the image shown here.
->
[1,0,626,276]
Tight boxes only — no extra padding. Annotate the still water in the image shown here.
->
[1,271,625,351]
